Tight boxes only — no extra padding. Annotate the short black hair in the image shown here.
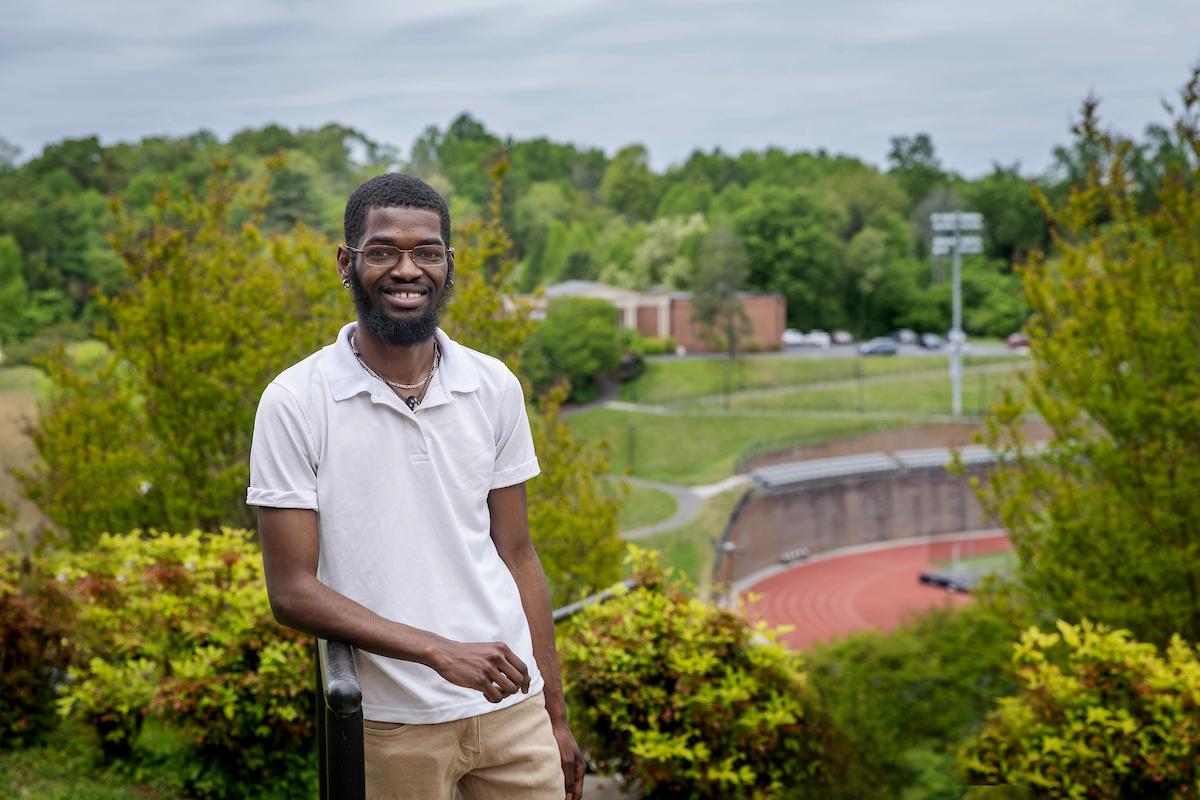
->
[343,173,451,248]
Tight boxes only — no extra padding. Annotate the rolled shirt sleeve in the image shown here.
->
[490,370,540,490]
[247,382,319,510]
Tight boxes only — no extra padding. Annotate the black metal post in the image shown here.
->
[317,638,364,800]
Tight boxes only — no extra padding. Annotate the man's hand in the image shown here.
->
[428,640,530,703]
[553,720,586,800]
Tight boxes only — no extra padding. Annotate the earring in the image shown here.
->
[446,278,455,289]
[342,277,351,288]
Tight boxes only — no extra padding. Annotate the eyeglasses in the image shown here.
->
[345,244,453,269]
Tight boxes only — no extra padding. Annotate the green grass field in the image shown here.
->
[568,409,907,485]
[621,352,1023,405]
[727,363,1028,416]
[617,483,678,531]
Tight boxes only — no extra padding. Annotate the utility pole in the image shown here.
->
[931,212,983,417]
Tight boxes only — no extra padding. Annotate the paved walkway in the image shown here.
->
[619,475,749,540]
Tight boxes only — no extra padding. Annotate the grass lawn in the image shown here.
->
[568,409,907,485]
[617,482,678,531]
[728,363,1028,417]
[0,721,183,799]
[935,550,1017,573]
[621,353,1023,405]
[637,487,747,594]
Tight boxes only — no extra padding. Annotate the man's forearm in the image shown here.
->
[270,571,445,667]
[505,549,570,722]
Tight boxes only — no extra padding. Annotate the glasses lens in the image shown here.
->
[412,246,446,267]
[363,246,400,267]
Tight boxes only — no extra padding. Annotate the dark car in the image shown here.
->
[858,337,898,356]
[919,567,980,593]
[1006,332,1029,349]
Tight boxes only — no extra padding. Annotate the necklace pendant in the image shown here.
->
[405,395,420,411]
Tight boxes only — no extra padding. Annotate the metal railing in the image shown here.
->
[315,579,637,800]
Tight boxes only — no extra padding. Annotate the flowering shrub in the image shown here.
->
[0,551,76,747]
[53,529,313,798]
[962,620,1200,796]
[559,548,847,799]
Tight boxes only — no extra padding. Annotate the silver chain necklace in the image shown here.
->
[350,334,440,409]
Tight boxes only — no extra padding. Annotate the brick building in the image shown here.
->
[542,281,786,353]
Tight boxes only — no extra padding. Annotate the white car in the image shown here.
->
[803,330,832,349]
[782,328,805,347]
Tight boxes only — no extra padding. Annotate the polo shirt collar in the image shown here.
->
[326,322,480,403]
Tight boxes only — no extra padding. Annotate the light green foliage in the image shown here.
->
[974,79,1200,645]
[17,164,343,545]
[615,213,707,290]
[523,296,622,402]
[805,603,1021,799]
[962,620,1200,796]
[527,387,625,605]
[442,161,537,371]
[50,529,314,798]
[560,548,849,798]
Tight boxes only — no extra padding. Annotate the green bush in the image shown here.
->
[559,548,848,799]
[0,552,76,748]
[523,296,623,402]
[805,601,1021,799]
[52,529,314,798]
[962,620,1200,797]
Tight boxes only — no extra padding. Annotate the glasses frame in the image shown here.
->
[344,244,454,269]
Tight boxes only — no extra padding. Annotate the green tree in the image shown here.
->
[17,163,342,545]
[733,185,845,328]
[599,144,660,220]
[0,235,29,345]
[887,133,948,206]
[522,297,622,403]
[973,77,1200,645]
[691,226,751,359]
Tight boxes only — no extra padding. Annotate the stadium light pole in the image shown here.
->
[931,212,983,417]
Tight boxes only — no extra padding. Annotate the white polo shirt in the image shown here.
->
[247,322,543,723]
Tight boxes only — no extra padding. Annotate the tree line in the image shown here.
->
[1,108,1191,354]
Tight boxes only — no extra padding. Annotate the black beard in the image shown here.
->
[347,264,452,346]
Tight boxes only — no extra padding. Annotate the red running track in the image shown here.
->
[743,533,1011,650]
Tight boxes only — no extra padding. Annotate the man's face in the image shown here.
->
[338,206,453,346]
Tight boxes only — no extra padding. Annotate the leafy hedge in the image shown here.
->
[559,549,848,799]
[962,620,1200,797]
[49,529,314,798]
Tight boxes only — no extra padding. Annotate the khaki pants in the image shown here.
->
[363,690,564,800]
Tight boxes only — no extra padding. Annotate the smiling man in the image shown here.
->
[247,174,584,799]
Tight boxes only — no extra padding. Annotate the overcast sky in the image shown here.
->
[2,0,1197,177]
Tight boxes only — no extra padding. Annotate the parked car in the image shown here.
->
[858,337,898,356]
[1006,332,1029,349]
[894,328,917,344]
[831,330,854,344]
[919,332,943,350]
[803,329,832,349]
[782,328,805,347]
